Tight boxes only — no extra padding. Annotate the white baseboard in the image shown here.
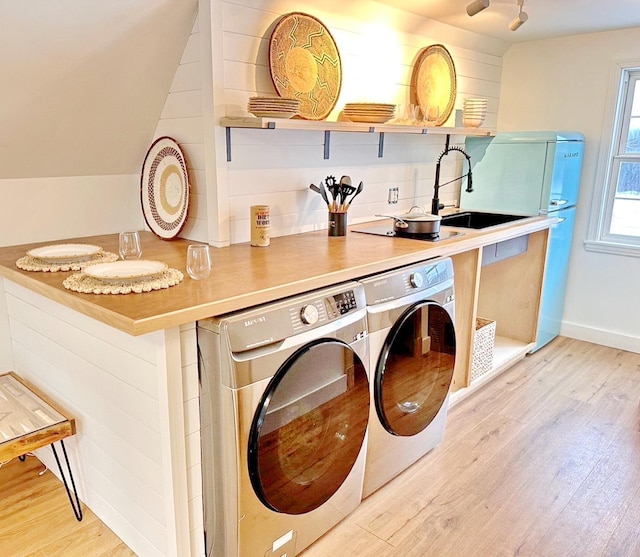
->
[561,321,640,354]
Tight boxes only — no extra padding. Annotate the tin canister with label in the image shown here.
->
[250,205,270,247]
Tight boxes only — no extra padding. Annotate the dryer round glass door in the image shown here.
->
[376,301,456,436]
[248,338,370,515]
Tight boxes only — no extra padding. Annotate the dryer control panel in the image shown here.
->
[360,257,454,305]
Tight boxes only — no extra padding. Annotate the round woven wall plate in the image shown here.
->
[140,137,190,239]
[410,44,457,126]
[268,12,342,121]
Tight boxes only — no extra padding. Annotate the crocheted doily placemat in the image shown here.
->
[62,268,184,295]
[16,251,119,272]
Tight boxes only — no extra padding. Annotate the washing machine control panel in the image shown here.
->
[300,304,319,325]
[219,283,366,351]
[409,272,424,289]
[292,289,359,327]
[324,289,358,318]
[287,288,361,332]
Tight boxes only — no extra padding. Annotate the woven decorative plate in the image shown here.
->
[141,137,190,239]
[268,12,342,121]
[410,44,457,126]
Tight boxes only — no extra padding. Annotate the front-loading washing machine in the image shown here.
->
[197,282,370,557]
[358,257,456,497]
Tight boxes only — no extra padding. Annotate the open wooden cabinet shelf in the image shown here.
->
[449,228,548,405]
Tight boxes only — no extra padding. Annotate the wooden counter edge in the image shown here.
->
[0,217,552,336]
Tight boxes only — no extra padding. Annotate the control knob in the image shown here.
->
[300,304,319,325]
[409,272,424,288]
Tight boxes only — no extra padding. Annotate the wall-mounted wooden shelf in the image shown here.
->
[220,116,495,161]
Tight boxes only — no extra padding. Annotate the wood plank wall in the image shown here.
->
[4,281,203,557]
[156,14,209,244]
[192,0,502,245]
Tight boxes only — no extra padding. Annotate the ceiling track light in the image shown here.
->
[509,0,528,31]
[466,0,490,17]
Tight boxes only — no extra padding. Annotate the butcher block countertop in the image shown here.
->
[0,217,550,336]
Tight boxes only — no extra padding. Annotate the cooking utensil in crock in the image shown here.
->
[310,183,330,207]
[343,181,364,211]
[325,175,340,210]
[376,206,442,237]
[338,186,356,210]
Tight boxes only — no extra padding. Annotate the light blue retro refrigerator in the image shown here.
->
[463,131,585,352]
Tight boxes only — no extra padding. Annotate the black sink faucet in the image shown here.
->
[431,143,473,215]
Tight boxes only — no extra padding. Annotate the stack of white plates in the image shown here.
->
[462,98,488,128]
[247,97,301,119]
[343,103,396,124]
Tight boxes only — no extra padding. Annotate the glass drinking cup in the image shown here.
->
[186,244,212,280]
[119,231,142,260]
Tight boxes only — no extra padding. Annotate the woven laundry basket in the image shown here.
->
[471,317,496,382]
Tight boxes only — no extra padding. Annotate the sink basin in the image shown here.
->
[440,211,529,229]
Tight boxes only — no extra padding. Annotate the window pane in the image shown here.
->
[616,161,640,195]
[625,80,640,153]
[611,162,640,236]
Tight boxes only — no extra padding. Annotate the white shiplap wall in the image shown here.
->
[210,0,504,245]
[4,281,201,557]
[180,322,206,557]
[155,14,209,244]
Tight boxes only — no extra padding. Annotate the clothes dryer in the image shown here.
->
[358,258,456,497]
[197,282,370,557]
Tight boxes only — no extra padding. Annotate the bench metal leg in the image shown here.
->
[51,439,83,522]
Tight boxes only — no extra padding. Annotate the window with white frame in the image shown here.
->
[586,62,640,256]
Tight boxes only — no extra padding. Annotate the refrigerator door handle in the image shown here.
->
[550,199,569,206]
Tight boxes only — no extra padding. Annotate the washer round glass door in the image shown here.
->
[376,301,456,437]
[248,338,369,515]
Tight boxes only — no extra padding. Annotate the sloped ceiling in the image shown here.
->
[0,0,198,179]
[375,0,640,44]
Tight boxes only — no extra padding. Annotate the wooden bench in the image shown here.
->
[0,371,83,521]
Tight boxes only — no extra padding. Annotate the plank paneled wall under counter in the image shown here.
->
[4,281,203,557]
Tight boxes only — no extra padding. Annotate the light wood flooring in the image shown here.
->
[301,336,640,557]
[0,454,135,556]
[1,336,639,557]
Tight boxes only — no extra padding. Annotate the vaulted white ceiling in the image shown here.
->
[3,1,639,179]
[0,0,197,179]
[375,0,640,43]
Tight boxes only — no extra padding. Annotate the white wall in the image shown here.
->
[0,1,197,248]
[0,0,506,249]
[498,28,640,352]
[0,175,143,247]
[211,0,507,245]
[154,14,210,244]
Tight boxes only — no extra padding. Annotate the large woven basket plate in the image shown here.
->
[410,44,457,126]
[268,12,342,121]
[141,137,190,239]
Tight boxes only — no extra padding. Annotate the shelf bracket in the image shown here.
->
[378,132,385,158]
[324,130,331,159]
[226,127,232,162]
